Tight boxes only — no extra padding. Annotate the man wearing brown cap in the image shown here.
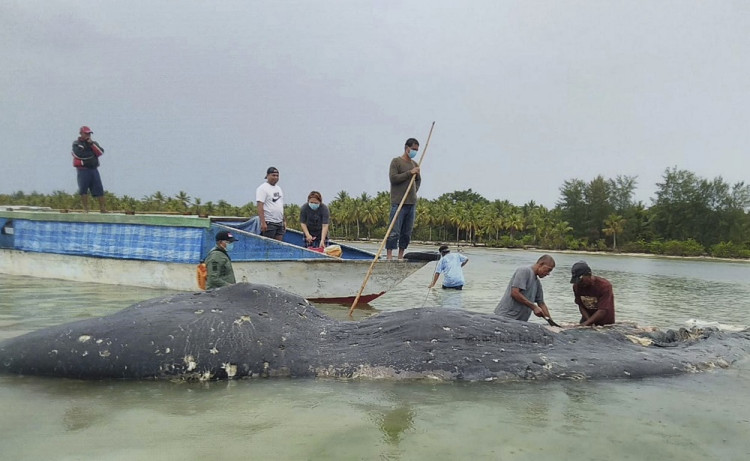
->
[205,231,238,289]
[570,260,616,326]
[71,125,106,213]
[256,167,285,241]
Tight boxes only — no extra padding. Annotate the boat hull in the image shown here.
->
[0,249,423,303]
[0,210,427,303]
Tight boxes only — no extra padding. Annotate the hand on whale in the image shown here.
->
[1,283,748,381]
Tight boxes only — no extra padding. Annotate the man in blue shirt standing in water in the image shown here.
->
[428,245,469,290]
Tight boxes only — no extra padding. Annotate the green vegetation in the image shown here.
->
[2,167,749,259]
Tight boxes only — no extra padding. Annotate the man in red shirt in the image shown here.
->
[570,261,615,326]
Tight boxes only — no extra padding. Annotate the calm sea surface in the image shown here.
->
[1,246,749,460]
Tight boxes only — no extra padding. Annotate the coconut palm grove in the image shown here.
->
[3,167,749,259]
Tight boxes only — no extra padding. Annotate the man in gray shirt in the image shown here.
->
[494,255,556,321]
[386,137,421,260]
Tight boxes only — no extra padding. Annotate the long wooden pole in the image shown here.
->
[348,122,435,316]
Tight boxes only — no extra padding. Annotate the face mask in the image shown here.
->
[226,242,235,251]
[309,203,320,210]
[409,149,418,159]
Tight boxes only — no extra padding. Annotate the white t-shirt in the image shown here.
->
[256,182,284,223]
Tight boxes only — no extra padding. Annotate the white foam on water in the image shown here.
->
[684,318,748,332]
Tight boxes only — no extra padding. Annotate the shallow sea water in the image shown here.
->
[1,246,750,460]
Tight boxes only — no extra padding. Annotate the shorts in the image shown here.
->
[76,168,104,197]
[262,221,285,239]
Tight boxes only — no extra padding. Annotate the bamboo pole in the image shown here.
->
[348,122,435,316]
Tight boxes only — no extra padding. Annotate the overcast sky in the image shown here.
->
[2,0,748,209]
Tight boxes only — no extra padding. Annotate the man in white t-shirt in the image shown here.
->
[256,166,285,240]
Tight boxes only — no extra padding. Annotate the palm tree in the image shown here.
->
[359,196,380,239]
[121,195,139,212]
[464,203,485,243]
[285,204,301,230]
[350,197,363,240]
[527,207,553,246]
[603,214,626,250]
[151,191,166,209]
[372,192,391,238]
[550,220,573,249]
[449,205,469,244]
[351,192,373,239]
[174,191,191,213]
[480,207,503,241]
[505,213,525,240]
[49,190,76,210]
[216,200,233,216]
[432,199,452,241]
[334,190,351,203]
[415,198,433,241]
[191,197,203,215]
[238,202,257,218]
[204,201,216,215]
[330,195,355,238]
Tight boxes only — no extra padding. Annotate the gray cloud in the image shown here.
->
[2,0,748,208]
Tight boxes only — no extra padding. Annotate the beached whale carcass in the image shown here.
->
[1,283,748,381]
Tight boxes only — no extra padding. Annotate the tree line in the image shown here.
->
[2,167,749,259]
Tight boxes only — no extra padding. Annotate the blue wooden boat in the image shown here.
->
[0,209,427,303]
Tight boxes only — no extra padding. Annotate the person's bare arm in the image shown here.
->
[510,287,542,316]
[300,223,313,243]
[319,224,329,248]
[538,302,552,319]
[580,309,606,327]
[428,272,440,288]
[257,202,267,232]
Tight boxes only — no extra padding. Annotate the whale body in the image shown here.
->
[1,283,748,381]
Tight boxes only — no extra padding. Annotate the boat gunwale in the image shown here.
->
[0,209,210,228]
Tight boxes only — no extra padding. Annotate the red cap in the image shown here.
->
[80,126,93,134]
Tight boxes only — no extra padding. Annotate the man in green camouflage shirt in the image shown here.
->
[205,231,237,289]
